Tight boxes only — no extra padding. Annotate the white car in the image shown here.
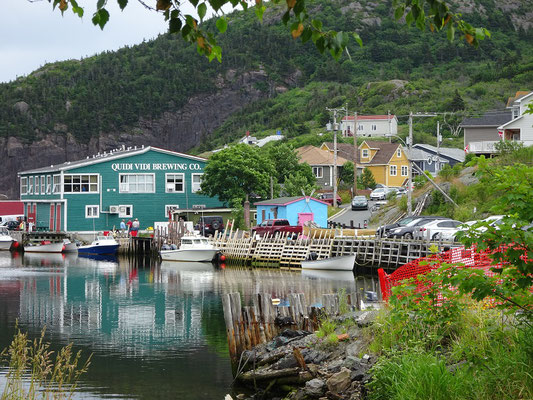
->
[419,219,464,241]
[370,187,394,200]
[446,215,506,241]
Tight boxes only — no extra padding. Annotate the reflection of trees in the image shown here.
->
[201,296,229,357]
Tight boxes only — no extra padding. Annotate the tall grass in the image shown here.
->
[1,326,91,400]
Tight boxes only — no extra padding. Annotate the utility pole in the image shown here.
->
[353,111,358,196]
[326,106,347,208]
[407,111,413,216]
[436,120,441,173]
[388,110,392,143]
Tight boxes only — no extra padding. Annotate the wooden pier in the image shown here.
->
[212,229,457,270]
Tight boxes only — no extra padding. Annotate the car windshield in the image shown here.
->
[374,189,385,193]
[354,196,366,201]
[398,217,417,226]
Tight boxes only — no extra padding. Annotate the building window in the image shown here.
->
[166,174,185,193]
[40,176,45,195]
[390,165,397,176]
[119,205,133,218]
[46,176,52,194]
[85,205,99,218]
[401,165,408,176]
[53,175,60,194]
[21,177,28,195]
[34,176,39,195]
[372,124,377,131]
[165,205,179,218]
[358,124,363,131]
[119,174,154,193]
[397,148,402,157]
[64,174,99,193]
[361,149,369,158]
[28,177,34,194]
[312,167,323,179]
[191,173,203,193]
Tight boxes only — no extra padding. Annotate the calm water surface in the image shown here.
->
[0,252,378,399]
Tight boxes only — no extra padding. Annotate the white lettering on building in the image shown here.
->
[111,163,201,171]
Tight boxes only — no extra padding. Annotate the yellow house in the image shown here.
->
[321,140,409,187]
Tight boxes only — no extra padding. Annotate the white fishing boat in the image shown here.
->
[0,227,14,251]
[24,241,65,253]
[301,253,356,271]
[78,236,119,255]
[160,236,219,262]
[63,239,78,253]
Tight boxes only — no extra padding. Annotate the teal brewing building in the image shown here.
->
[18,146,223,232]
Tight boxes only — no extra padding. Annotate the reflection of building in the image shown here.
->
[18,146,224,233]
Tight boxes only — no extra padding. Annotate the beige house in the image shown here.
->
[295,145,348,189]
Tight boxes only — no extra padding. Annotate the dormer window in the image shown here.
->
[362,149,369,158]
[512,107,519,119]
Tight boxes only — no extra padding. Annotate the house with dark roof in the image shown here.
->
[321,140,409,187]
[411,144,465,173]
[460,110,512,154]
[254,196,328,228]
[340,115,398,137]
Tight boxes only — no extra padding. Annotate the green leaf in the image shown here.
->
[255,5,266,21]
[311,19,322,31]
[169,17,182,33]
[92,8,110,30]
[216,17,228,33]
[117,0,128,11]
[301,27,312,43]
[447,24,455,41]
[353,32,363,47]
[198,3,207,20]
[97,0,106,10]
[394,6,404,20]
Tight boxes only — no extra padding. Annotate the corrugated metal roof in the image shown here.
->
[460,110,512,127]
[412,144,465,162]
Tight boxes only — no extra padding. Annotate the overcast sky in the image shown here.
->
[1,1,181,83]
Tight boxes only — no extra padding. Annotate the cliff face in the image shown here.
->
[0,69,272,198]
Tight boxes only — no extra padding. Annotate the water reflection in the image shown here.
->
[0,252,379,399]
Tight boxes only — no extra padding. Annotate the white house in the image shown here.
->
[498,91,533,147]
[340,115,398,137]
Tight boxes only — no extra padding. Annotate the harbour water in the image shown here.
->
[0,252,379,399]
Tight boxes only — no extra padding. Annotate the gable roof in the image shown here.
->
[412,144,465,162]
[409,148,449,163]
[322,140,402,165]
[255,196,328,206]
[296,145,349,166]
[506,91,532,107]
[342,115,396,121]
[18,146,206,175]
[460,110,512,128]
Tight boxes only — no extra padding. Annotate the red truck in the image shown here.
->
[251,219,303,238]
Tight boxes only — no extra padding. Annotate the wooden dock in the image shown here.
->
[212,229,457,270]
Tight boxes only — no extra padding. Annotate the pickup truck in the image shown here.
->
[251,219,303,238]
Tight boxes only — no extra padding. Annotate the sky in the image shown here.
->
[0,1,182,83]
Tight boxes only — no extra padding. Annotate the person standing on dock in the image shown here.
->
[131,218,140,237]
[120,219,126,237]
[126,219,133,236]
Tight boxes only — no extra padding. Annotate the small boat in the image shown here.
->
[63,239,78,253]
[0,227,14,251]
[301,253,356,271]
[78,236,120,255]
[24,241,65,253]
[160,236,219,262]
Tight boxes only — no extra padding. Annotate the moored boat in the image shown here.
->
[301,253,356,271]
[63,239,78,253]
[0,227,14,251]
[24,241,65,253]
[78,236,120,255]
[160,236,219,262]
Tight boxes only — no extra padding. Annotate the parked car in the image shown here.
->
[194,216,224,237]
[251,219,303,238]
[419,219,464,240]
[394,187,407,197]
[370,187,389,201]
[351,196,369,211]
[1,220,21,231]
[376,216,422,237]
[319,192,342,206]
[386,216,449,239]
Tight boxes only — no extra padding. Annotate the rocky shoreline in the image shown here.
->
[228,310,378,400]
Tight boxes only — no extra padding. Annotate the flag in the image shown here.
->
[464,145,469,153]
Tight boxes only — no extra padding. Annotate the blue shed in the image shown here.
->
[254,196,329,228]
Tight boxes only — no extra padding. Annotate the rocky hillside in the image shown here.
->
[0,0,532,198]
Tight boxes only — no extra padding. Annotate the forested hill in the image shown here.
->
[0,0,532,197]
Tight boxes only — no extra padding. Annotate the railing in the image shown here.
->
[468,140,498,153]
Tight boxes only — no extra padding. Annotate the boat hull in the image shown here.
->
[160,249,218,262]
[78,244,119,255]
[0,240,13,251]
[301,254,356,271]
[24,242,65,253]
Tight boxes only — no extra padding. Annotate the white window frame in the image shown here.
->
[119,173,155,194]
[312,166,323,179]
[191,173,203,193]
[165,205,180,218]
[34,176,39,195]
[53,175,61,194]
[401,165,408,176]
[390,165,397,176]
[119,205,133,218]
[40,176,45,195]
[46,176,52,194]
[362,149,369,158]
[165,173,185,193]
[64,174,100,194]
[20,177,28,195]
[85,205,99,218]
[28,177,34,194]
[358,124,363,131]
[397,148,402,157]
[371,124,377,131]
